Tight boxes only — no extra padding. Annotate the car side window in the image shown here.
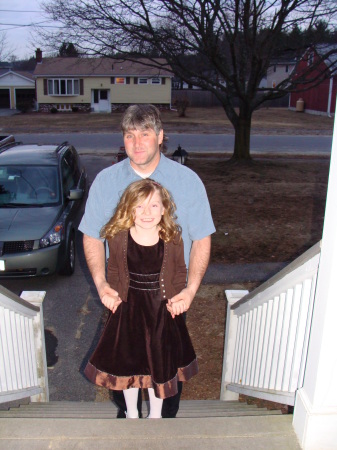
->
[61,153,76,196]
[66,149,80,184]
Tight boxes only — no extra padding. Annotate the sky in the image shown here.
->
[0,0,60,60]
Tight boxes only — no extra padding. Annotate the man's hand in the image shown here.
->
[166,236,211,319]
[98,281,122,313]
[166,287,194,318]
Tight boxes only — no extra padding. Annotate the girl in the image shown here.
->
[84,179,198,418]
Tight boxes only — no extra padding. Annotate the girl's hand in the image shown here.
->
[101,293,122,313]
[166,299,187,319]
[167,287,193,318]
[98,282,122,313]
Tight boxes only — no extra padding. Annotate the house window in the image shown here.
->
[151,77,161,84]
[48,80,53,94]
[48,79,80,96]
[307,52,314,66]
[67,79,73,94]
[73,80,79,94]
[54,80,59,94]
[138,78,148,84]
[100,90,108,100]
[116,77,126,84]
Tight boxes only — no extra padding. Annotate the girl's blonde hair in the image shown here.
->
[100,179,181,242]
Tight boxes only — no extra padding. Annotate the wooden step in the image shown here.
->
[0,400,282,419]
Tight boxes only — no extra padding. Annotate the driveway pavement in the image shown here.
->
[14,132,333,156]
[0,108,19,116]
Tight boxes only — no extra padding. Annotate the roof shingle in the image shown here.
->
[34,57,172,77]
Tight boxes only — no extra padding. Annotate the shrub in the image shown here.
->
[72,106,79,112]
[172,98,189,117]
[50,107,58,113]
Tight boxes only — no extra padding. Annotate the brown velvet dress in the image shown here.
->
[84,233,198,399]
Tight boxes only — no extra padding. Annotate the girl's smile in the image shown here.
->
[133,191,164,231]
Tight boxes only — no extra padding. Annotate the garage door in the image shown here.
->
[0,89,10,108]
[16,88,35,109]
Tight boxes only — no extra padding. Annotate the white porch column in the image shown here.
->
[293,107,337,449]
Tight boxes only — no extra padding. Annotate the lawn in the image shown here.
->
[0,106,334,135]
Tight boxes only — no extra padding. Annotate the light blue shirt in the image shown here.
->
[79,154,215,267]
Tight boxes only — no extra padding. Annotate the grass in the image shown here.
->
[0,107,334,135]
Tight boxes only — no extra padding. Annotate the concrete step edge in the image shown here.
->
[0,411,282,419]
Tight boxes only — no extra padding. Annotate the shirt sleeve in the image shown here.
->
[78,173,107,239]
[182,172,216,242]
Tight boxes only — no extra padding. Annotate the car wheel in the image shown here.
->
[59,233,75,276]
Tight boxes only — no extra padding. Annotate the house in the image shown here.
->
[172,76,202,90]
[33,49,173,112]
[0,68,35,110]
[263,54,297,89]
[289,45,337,116]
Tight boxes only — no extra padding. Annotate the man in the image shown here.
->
[79,104,215,418]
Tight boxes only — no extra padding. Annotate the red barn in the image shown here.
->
[289,45,337,116]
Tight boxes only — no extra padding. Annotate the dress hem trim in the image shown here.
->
[84,358,198,399]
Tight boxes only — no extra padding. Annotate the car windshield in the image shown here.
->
[0,165,60,206]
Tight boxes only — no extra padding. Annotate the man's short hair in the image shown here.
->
[121,104,163,135]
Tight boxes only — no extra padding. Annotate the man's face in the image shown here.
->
[123,127,164,174]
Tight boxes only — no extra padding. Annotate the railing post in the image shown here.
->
[220,290,248,401]
[20,291,49,403]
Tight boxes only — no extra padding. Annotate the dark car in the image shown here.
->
[0,136,87,277]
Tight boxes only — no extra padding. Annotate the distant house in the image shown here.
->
[172,77,202,90]
[33,49,173,112]
[0,68,35,110]
[263,55,296,89]
[289,45,337,116]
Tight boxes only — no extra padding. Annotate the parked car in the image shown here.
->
[0,136,87,277]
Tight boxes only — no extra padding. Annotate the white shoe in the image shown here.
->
[125,411,139,419]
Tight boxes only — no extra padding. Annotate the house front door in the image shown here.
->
[92,89,110,112]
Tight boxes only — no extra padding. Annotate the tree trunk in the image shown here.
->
[232,113,252,160]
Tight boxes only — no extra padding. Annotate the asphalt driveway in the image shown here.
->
[14,132,333,155]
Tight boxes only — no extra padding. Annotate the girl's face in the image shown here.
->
[133,190,165,231]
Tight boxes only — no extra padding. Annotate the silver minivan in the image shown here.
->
[0,136,87,277]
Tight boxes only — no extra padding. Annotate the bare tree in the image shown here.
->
[0,32,15,63]
[39,0,337,159]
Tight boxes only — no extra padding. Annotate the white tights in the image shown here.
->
[123,388,163,419]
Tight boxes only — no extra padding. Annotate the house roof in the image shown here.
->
[14,70,35,81]
[0,69,35,82]
[315,44,337,72]
[34,57,172,77]
[270,58,297,66]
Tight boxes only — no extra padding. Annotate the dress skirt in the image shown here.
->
[84,233,198,399]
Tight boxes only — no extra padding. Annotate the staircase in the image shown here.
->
[0,400,299,449]
[0,279,300,449]
[0,399,282,419]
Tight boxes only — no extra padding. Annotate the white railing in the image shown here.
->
[0,286,49,404]
[221,241,321,406]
